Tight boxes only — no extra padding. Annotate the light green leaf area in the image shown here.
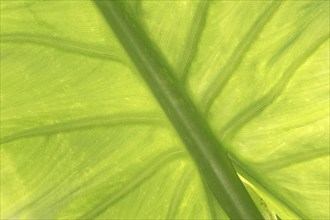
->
[1,1,329,219]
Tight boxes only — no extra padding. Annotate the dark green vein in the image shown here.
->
[178,1,209,82]
[1,33,127,63]
[11,171,75,218]
[261,149,329,171]
[166,167,194,219]
[94,2,263,219]
[267,3,327,68]
[201,175,223,220]
[13,149,185,219]
[219,35,329,142]
[266,30,304,68]
[228,154,307,219]
[0,113,165,144]
[79,150,186,219]
[25,2,56,31]
[200,0,282,114]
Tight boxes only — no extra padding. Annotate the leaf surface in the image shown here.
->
[1,1,329,219]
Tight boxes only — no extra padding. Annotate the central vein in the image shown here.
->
[94,1,263,219]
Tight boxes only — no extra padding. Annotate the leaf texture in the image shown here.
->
[1,1,329,219]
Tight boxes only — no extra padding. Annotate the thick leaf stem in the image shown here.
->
[94,2,263,219]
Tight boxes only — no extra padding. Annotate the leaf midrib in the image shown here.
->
[94,1,263,219]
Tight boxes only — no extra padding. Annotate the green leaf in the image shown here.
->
[1,1,329,219]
